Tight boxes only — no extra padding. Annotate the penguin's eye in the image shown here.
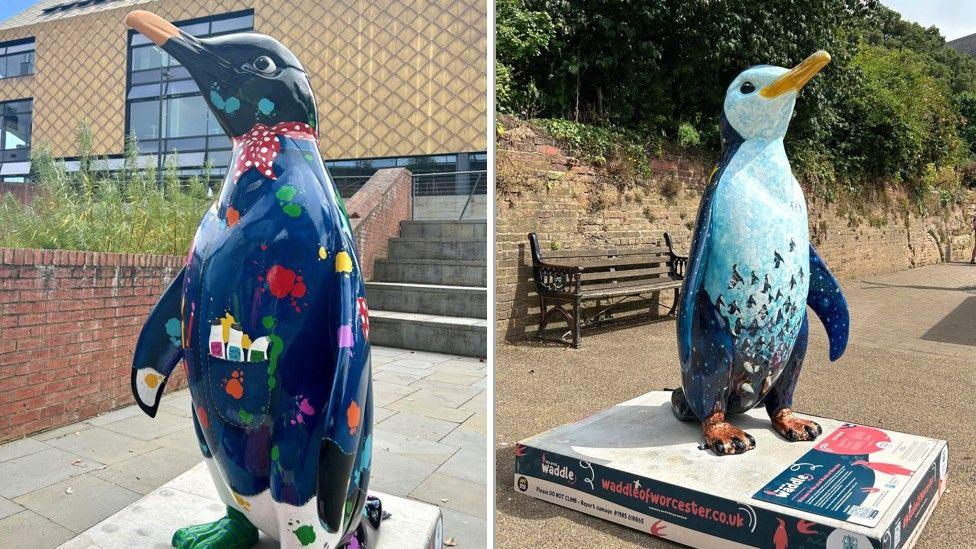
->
[252,56,277,74]
[740,81,756,94]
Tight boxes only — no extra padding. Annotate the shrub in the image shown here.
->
[0,127,215,254]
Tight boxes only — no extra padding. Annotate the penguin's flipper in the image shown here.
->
[677,171,718,366]
[807,244,849,361]
[131,266,186,417]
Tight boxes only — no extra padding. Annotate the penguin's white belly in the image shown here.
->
[204,458,339,548]
[701,143,811,407]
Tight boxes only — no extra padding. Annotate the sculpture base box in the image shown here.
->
[514,391,947,549]
[59,462,443,549]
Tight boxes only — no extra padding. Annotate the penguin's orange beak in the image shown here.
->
[760,51,831,99]
[125,10,180,46]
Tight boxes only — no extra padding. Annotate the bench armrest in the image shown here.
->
[662,232,688,279]
[532,262,582,295]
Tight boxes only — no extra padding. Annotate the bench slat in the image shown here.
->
[580,265,673,281]
[580,277,682,298]
[546,254,671,270]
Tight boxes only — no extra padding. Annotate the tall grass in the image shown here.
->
[0,125,216,255]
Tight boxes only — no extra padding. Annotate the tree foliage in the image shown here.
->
[497,0,976,190]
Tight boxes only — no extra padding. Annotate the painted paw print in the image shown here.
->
[223,370,245,399]
[275,185,302,218]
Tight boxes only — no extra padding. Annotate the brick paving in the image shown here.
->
[0,346,487,548]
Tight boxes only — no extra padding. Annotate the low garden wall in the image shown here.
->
[0,248,186,443]
[496,121,976,342]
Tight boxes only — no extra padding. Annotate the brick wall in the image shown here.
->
[0,249,186,443]
[496,119,976,342]
[346,167,413,280]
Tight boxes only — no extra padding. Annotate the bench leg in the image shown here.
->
[650,290,662,317]
[671,288,680,316]
[536,295,550,339]
[572,298,582,348]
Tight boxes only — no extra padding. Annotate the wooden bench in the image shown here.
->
[528,232,687,348]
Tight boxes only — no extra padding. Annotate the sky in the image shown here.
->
[0,0,39,23]
[883,0,976,40]
[0,1,974,41]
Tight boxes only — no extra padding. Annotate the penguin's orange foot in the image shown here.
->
[702,412,755,455]
[770,408,822,442]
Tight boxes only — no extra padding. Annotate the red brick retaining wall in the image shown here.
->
[0,248,186,443]
[346,167,413,280]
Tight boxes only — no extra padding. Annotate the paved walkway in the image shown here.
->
[0,346,487,548]
[495,262,976,549]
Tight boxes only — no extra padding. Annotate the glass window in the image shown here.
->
[129,100,164,141]
[166,96,209,138]
[210,14,254,35]
[0,98,31,160]
[0,39,34,79]
[131,45,166,71]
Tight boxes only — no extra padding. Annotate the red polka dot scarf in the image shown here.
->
[231,122,317,182]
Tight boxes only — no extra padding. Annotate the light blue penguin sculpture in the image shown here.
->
[673,51,850,456]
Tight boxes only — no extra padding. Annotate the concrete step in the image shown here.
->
[399,220,488,239]
[387,237,486,261]
[373,259,486,286]
[369,310,487,358]
[366,281,487,318]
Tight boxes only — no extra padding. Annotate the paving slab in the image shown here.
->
[84,407,143,428]
[0,510,75,547]
[441,508,487,548]
[0,437,49,462]
[368,450,442,496]
[35,424,92,442]
[43,427,161,465]
[407,384,482,408]
[410,473,486,518]
[377,412,459,441]
[13,474,141,534]
[0,497,23,521]
[426,371,484,386]
[388,398,477,423]
[0,448,104,499]
[373,429,461,465]
[436,448,487,485]
[89,447,202,495]
[98,411,189,442]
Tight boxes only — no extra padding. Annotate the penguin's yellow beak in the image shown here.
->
[760,50,831,99]
[125,10,180,46]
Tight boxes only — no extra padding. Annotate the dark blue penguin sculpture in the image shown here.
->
[126,11,380,548]
[674,51,850,456]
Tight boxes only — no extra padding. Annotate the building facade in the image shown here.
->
[0,0,487,192]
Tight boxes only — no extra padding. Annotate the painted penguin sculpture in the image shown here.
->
[126,11,380,548]
[673,51,850,456]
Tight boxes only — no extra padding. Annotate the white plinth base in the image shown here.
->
[514,391,947,549]
[58,462,442,549]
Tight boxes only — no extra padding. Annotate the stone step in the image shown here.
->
[398,220,488,239]
[366,281,487,318]
[372,259,486,286]
[387,237,486,261]
[369,310,487,358]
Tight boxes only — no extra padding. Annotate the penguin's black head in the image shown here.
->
[126,11,317,138]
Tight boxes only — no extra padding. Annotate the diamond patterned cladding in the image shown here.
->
[0,0,487,160]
